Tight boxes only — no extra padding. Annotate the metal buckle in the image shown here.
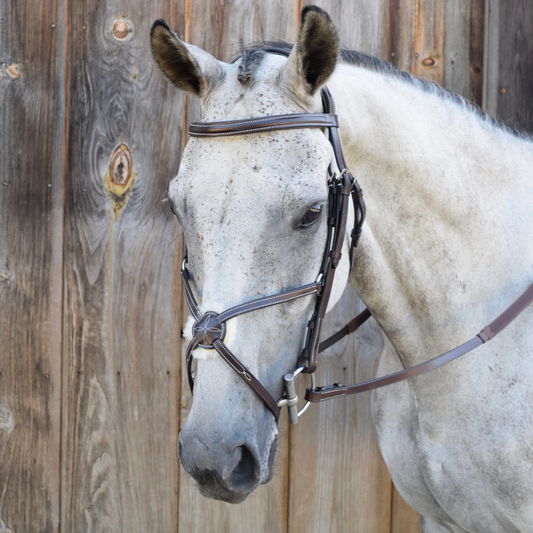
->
[277,366,316,424]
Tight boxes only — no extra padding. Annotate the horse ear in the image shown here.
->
[150,19,225,97]
[281,6,339,97]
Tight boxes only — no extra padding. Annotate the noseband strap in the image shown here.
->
[182,265,323,421]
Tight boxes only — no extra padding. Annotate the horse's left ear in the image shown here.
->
[280,6,339,97]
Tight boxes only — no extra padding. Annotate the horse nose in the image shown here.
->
[178,430,261,503]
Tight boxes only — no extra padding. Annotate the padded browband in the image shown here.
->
[189,113,339,137]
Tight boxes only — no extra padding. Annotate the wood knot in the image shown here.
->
[104,144,136,219]
[0,268,12,282]
[112,19,130,40]
[0,400,14,433]
[7,64,19,79]
[421,57,435,67]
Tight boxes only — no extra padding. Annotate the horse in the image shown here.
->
[150,6,533,532]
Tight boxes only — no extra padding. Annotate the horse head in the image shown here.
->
[151,7,352,503]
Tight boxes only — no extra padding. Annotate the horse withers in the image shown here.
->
[151,6,533,532]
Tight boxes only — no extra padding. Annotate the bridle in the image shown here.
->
[180,47,533,424]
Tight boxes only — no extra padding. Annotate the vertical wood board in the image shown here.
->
[61,1,185,531]
[483,0,533,133]
[0,0,66,531]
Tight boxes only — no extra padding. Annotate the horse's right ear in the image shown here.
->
[150,19,225,97]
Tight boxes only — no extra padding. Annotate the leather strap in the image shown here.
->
[217,282,322,323]
[306,281,533,402]
[189,113,338,137]
[318,308,372,353]
[213,340,281,420]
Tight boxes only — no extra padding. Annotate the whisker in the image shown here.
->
[155,222,181,245]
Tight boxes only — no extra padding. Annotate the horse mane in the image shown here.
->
[237,41,531,141]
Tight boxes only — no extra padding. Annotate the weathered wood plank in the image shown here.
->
[443,0,484,104]
[178,2,298,532]
[288,287,392,533]
[61,2,185,531]
[483,0,533,133]
[388,0,484,103]
[0,0,66,531]
[302,0,390,58]
[391,485,422,533]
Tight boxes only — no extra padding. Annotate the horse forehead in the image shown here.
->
[176,129,332,208]
[204,54,302,120]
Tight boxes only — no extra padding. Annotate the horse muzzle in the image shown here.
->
[178,424,278,503]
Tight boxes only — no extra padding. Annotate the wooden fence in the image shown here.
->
[1,0,532,531]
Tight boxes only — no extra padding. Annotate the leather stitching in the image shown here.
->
[215,342,252,381]
[219,283,320,322]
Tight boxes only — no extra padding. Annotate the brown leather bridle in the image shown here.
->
[181,47,533,424]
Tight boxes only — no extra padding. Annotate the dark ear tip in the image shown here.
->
[301,5,334,25]
[150,19,172,39]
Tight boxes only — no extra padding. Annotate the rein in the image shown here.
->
[181,47,533,424]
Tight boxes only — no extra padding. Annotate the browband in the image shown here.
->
[189,113,339,137]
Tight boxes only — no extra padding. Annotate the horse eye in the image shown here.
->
[299,205,322,228]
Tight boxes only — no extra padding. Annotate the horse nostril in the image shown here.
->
[230,445,258,491]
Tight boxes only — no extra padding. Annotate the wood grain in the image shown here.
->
[386,0,484,102]
[0,0,66,531]
[391,485,422,533]
[302,0,390,58]
[60,1,185,531]
[442,0,484,104]
[483,0,533,133]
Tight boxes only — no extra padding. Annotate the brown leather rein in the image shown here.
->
[181,47,533,424]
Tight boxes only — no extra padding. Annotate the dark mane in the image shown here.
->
[236,41,531,140]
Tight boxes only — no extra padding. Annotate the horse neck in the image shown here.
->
[328,64,533,365]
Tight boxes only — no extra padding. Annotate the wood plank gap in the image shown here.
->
[59,0,71,529]
[389,479,394,532]
[184,0,190,42]
[177,2,190,525]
